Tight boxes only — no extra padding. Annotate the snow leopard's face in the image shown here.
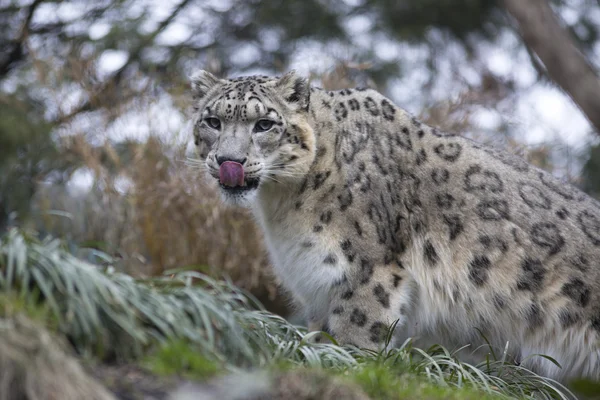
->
[190,71,315,207]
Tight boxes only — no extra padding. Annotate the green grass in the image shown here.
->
[0,229,579,399]
[349,364,502,400]
[144,339,221,380]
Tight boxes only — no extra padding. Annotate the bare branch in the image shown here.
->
[502,0,600,133]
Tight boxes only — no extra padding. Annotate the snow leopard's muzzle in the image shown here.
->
[217,159,260,194]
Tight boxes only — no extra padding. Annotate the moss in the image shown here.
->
[0,292,59,331]
[143,339,221,381]
[346,364,504,400]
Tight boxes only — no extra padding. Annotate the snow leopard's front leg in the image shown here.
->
[325,265,413,350]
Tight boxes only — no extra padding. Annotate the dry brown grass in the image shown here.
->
[315,62,378,91]
[33,135,284,313]
[131,138,278,306]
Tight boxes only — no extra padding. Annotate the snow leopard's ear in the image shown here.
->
[274,70,310,111]
[190,70,223,100]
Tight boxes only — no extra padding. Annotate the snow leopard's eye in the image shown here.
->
[254,119,274,132]
[205,117,221,130]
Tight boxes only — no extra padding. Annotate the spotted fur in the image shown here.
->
[190,70,600,382]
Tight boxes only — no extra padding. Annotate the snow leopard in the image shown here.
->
[189,69,600,382]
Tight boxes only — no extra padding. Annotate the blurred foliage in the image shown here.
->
[1,0,599,117]
[358,0,500,42]
[582,143,600,199]
[0,94,73,230]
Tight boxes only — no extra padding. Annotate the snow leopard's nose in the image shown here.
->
[216,155,247,166]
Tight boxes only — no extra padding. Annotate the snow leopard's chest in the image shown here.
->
[254,206,348,315]
[267,230,346,302]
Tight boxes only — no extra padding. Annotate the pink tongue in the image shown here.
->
[219,161,245,187]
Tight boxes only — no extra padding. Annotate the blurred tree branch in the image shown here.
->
[502,0,600,133]
[0,0,43,77]
[57,0,193,124]
[111,0,193,84]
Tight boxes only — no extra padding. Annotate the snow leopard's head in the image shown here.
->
[190,70,315,207]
